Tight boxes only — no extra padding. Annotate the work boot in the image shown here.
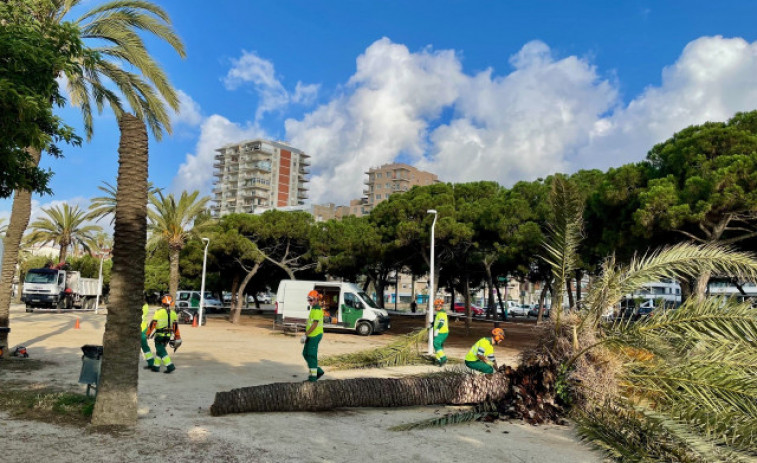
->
[316,369,324,379]
[440,357,448,366]
[164,364,176,374]
[308,376,318,382]
[150,365,160,372]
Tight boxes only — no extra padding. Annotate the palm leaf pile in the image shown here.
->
[320,329,431,369]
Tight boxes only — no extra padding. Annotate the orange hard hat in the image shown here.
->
[307,290,320,299]
[161,295,174,307]
[434,298,444,308]
[491,328,505,343]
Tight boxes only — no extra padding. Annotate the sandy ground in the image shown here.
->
[0,304,602,463]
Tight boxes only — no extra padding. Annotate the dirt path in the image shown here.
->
[0,305,601,463]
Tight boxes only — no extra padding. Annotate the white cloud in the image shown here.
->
[171,115,268,195]
[172,90,203,127]
[223,50,319,122]
[575,36,757,169]
[171,35,757,207]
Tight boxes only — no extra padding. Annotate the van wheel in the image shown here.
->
[356,321,373,336]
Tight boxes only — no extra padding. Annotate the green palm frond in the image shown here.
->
[541,175,584,319]
[88,180,161,223]
[390,402,498,431]
[147,190,210,250]
[25,203,102,259]
[46,0,186,139]
[321,329,429,369]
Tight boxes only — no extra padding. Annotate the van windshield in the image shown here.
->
[357,291,379,309]
[25,270,57,284]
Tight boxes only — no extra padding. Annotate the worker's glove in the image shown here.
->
[300,335,307,344]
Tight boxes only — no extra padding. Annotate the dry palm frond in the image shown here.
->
[320,329,428,369]
[389,401,498,431]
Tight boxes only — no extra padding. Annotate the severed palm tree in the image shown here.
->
[25,203,102,262]
[147,190,210,299]
[87,180,161,224]
[0,217,6,237]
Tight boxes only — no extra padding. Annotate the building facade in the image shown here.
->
[212,139,309,216]
[361,163,438,214]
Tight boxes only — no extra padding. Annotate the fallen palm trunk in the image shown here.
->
[210,371,510,416]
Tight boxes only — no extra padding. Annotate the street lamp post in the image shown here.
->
[427,209,438,355]
[94,252,104,314]
[198,238,210,327]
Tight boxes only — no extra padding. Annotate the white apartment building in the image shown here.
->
[212,139,310,216]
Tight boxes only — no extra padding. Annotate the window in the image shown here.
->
[376,194,381,200]
[376,173,382,178]
[344,293,359,309]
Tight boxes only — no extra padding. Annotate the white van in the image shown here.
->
[275,280,390,335]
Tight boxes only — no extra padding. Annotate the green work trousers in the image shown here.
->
[141,330,154,367]
[154,338,174,370]
[433,332,448,364]
[465,359,494,374]
[302,334,324,381]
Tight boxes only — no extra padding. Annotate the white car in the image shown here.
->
[509,304,531,317]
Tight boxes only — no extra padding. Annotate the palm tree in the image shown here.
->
[147,190,210,299]
[0,217,6,237]
[88,180,161,224]
[0,0,184,426]
[24,203,102,262]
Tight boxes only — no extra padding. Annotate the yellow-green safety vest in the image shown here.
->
[153,307,178,339]
[306,305,324,337]
[141,303,149,332]
[465,337,495,363]
[434,310,449,334]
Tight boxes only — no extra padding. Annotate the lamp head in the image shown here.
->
[427,209,437,215]
[201,237,210,244]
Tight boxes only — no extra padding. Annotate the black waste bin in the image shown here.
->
[79,344,103,396]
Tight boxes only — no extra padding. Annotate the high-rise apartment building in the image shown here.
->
[361,163,438,213]
[212,139,309,216]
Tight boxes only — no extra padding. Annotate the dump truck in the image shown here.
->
[22,268,100,311]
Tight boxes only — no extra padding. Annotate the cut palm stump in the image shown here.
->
[210,371,510,415]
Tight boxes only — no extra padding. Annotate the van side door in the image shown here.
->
[341,292,363,329]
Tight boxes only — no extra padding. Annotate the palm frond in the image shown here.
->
[390,402,498,431]
[321,329,429,369]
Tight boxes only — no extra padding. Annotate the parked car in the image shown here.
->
[246,293,273,304]
[452,302,485,316]
[509,304,531,317]
[528,305,551,318]
[175,290,224,314]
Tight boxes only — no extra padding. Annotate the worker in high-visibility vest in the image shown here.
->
[140,300,155,369]
[432,298,448,366]
[301,290,325,382]
[146,295,181,374]
[465,328,505,374]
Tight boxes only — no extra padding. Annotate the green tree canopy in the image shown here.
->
[0,0,83,197]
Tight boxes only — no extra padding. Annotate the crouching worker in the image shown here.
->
[147,295,180,374]
[465,328,505,374]
[301,290,325,382]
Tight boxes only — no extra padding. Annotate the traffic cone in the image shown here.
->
[74,318,80,329]
[192,314,198,327]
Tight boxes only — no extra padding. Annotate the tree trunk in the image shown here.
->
[0,147,41,354]
[494,279,505,322]
[574,269,582,306]
[58,242,68,264]
[230,262,260,324]
[210,371,510,415]
[694,270,711,301]
[537,280,550,324]
[227,273,240,321]
[464,274,471,332]
[484,263,495,320]
[565,279,575,310]
[168,246,180,300]
[91,114,148,427]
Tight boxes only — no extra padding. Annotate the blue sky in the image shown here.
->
[4,1,757,224]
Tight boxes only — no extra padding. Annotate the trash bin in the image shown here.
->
[79,344,103,397]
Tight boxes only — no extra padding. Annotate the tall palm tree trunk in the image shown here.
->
[58,242,69,263]
[91,115,148,427]
[168,247,180,299]
[0,148,41,353]
[211,371,510,415]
